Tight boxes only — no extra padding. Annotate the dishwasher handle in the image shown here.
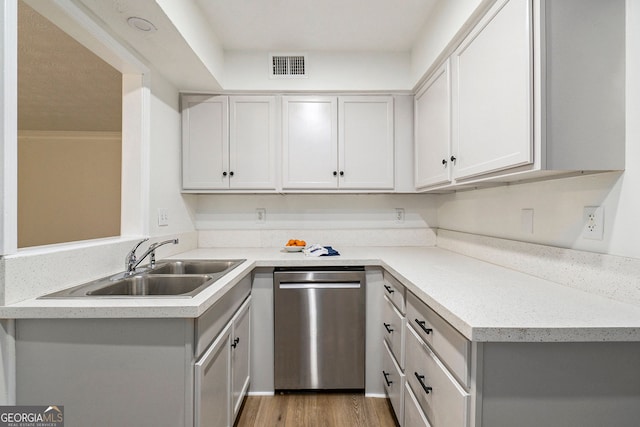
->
[278,282,361,290]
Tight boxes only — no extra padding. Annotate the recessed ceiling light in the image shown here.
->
[127,17,157,33]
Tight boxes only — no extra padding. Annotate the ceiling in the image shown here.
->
[21,0,442,94]
[195,0,438,52]
[18,1,122,132]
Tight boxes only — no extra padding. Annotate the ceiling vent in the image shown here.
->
[270,54,307,78]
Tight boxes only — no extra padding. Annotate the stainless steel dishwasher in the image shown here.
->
[273,266,366,391]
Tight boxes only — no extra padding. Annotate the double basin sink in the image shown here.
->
[40,259,245,298]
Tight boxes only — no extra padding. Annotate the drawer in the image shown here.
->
[404,382,432,427]
[382,339,405,426]
[383,270,406,313]
[383,295,405,368]
[406,324,469,427]
[407,291,470,387]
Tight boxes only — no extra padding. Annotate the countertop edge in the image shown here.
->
[3,247,640,343]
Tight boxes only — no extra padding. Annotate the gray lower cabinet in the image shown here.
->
[402,289,640,427]
[195,296,251,427]
[16,274,251,427]
[195,322,232,427]
[230,297,251,421]
[382,271,406,426]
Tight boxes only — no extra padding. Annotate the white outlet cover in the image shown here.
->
[157,208,169,227]
[521,208,534,234]
[256,208,266,224]
[582,206,604,240]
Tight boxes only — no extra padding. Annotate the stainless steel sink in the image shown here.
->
[39,258,247,299]
[86,275,212,297]
[148,259,244,275]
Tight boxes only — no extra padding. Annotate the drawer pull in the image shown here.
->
[414,318,433,335]
[383,284,394,294]
[414,372,433,395]
[382,371,393,387]
[231,337,240,349]
[383,323,394,334]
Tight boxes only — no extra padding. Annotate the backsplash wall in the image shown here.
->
[195,193,438,247]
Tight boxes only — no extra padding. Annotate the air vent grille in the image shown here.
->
[270,54,307,78]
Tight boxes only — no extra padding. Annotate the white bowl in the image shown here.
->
[284,246,304,252]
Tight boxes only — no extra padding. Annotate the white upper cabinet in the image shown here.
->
[415,0,625,191]
[182,95,277,191]
[182,95,229,190]
[229,96,277,189]
[339,96,394,190]
[283,96,394,190]
[451,0,533,180]
[415,61,452,189]
[282,96,338,189]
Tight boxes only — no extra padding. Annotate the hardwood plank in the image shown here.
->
[235,393,398,427]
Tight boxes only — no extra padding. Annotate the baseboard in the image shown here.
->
[247,391,275,396]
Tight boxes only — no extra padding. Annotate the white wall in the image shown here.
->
[224,50,412,91]
[195,193,438,247]
[148,73,198,237]
[155,0,225,89]
[438,0,640,259]
[410,0,486,87]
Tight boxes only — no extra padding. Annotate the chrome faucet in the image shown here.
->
[125,238,179,274]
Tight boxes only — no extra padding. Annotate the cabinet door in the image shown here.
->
[405,324,469,427]
[338,96,394,189]
[382,340,405,427]
[451,0,532,180]
[182,95,229,189]
[282,96,338,189]
[231,297,251,421]
[229,97,277,189]
[404,382,432,427]
[415,62,451,189]
[195,322,232,427]
[383,295,405,369]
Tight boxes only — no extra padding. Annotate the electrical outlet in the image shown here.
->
[582,206,604,240]
[395,208,405,223]
[157,208,169,227]
[256,208,266,224]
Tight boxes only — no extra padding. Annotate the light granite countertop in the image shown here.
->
[3,246,640,342]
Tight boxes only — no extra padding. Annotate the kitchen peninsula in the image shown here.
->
[4,243,640,426]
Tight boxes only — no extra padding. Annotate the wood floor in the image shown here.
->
[235,393,399,427]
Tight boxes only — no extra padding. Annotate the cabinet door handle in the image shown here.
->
[229,171,234,177]
[441,159,447,166]
[223,171,228,177]
[333,171,338,176]
[382,371,393,387]
[383,284,394,294]
[339,171,344,176]
[414,318,433,335]
[450,155,457,163]
[231,337,240,349]
[414,372,433,395]
[383,323,394,334]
